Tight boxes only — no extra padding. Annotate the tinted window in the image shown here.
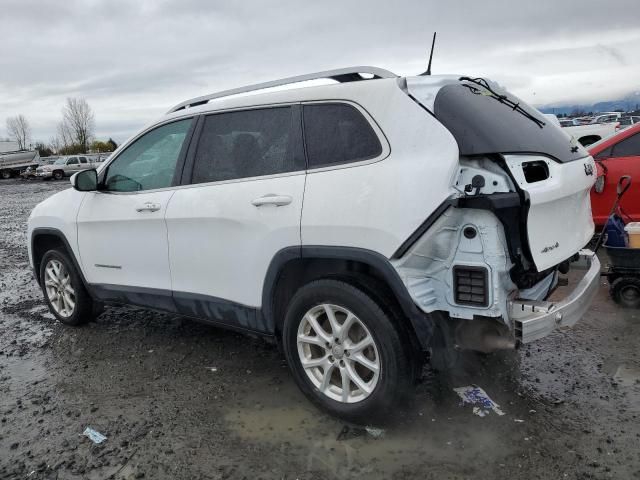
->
[67,157,78,165]
[303,103,382,168]
[79,157,87,164]
[612,133,640,158]
[595,147,613,159]
[192,107,300,184]
[104,118,192,192]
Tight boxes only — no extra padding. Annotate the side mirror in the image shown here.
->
[71,169,98,192]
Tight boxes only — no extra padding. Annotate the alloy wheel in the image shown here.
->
[44,259,76,318]
[296,304,380,403]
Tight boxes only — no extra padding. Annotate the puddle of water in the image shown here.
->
[0,355,49,400]
[222,376,522,479]
[612,365,640,386]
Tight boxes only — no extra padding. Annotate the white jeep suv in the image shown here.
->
[28,67,600,421]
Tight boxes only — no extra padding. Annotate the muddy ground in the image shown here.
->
[0,178,639,480]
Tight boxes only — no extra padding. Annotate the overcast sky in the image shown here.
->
[2,0,639,145]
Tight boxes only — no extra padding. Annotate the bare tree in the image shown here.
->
[56,120,73,149]
[49,136,62,154]
[6,114,31,150]
[61,97,95,152]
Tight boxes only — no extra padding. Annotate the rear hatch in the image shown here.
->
[503,154,595,270]
[407,76,595,271]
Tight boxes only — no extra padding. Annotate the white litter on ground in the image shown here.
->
[454,385,505,417]
[472,407,487,417]
[365,426,385,438]
[82,427,107,444]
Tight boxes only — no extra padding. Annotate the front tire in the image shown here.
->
[282,279,413,423]
[52,170,64,180]
[40,249,95,326]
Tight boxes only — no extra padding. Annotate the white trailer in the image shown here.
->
[0,150,41,179]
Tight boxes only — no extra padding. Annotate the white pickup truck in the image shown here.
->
[36,155,102,180]
[564,122,618,146]
[545,114,617,146]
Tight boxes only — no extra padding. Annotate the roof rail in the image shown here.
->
[167,66,397,113]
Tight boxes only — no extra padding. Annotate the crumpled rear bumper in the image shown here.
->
[511,250,600,344]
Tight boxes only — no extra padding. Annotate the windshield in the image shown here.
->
[53,157,67,165]
[434,79,589,162]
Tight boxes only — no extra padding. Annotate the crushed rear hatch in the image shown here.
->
[407,76,595,271]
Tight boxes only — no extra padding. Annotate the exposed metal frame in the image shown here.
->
[167,66,397,114]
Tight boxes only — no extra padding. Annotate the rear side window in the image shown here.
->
[303,103,382,169]
[612,133,640,157]
[192,107,301,184]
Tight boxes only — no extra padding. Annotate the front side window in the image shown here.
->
[79,157,87,164]
[103,118,192,192]
[67,157,79,165]
[303,103,382,169]
[612,133,640,158]
[191,107,300,184]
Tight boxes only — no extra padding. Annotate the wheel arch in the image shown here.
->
[31,228,88,288]
[262,246,434,350]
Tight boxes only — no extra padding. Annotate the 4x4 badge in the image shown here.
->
[584,163,594,176]
[541,242,559,254]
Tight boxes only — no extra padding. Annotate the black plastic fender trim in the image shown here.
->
[261,245,434,349]
[30,228,89,288]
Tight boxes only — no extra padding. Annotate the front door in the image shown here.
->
[77,118,194,299]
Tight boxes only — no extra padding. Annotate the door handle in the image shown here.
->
[136,202,161,212]
[251,194,292,207]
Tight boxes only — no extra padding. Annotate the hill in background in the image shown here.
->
[538,91,640,116]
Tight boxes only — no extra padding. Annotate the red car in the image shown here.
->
[589,123,640,226]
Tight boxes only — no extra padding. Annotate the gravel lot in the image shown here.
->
[0,179,639,479]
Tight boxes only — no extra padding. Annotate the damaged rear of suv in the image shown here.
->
[394,75,600,354]
[28,67,599,421]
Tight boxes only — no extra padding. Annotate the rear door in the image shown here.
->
[78,156,89,172]
[77,118,194,297]
[165,106,306,331]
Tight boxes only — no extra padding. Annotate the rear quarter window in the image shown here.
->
[303,103,382,169]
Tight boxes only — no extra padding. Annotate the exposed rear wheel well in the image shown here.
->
[270,257,423,357]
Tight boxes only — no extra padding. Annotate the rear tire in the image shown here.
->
[39,249,95,326]
[1,170,11,179]
[282,279,413,423]
[610,277,640,308]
